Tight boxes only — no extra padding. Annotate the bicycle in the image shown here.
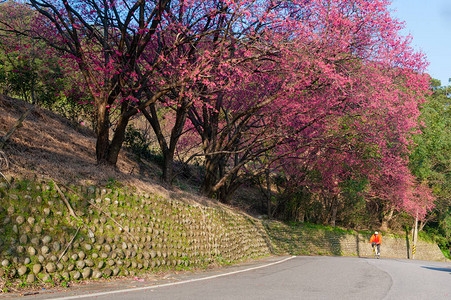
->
[372,243,380,259]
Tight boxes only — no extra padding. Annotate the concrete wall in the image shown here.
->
[265,221,447,262]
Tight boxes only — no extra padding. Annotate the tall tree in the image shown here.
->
[22,0,179,165]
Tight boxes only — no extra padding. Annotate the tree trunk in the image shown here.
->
[95,102,111,164]
[380,208,394,232]
[412,212,418,259]
[106,113,130,165]
[329,195,338,227]
[266,171,271,218]
[201,156,217,198]
[142,104,184,184]
[164,97,189,183]
[418,220,426,232]
[162,152,174,184]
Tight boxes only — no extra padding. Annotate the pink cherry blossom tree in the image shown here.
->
[5,0,434,221]
[184,0,433,209]
[25,0,181,165]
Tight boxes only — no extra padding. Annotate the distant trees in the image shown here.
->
[0,2,56,103]
[410,78,450,237]
[0,2,91,121]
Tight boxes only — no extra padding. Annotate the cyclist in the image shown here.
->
[369,231,382,258]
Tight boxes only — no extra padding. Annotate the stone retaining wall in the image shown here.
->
[0,180,270,287]
[266,222,447,261]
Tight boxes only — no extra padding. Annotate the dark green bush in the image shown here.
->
[124,125,163,166]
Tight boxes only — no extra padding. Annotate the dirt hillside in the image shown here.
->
[0,95,190,201]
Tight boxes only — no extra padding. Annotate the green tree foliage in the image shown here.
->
[0,1,92,122]
[410,78,451,243]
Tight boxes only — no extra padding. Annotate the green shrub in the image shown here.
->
[419,226,450,259]
[124,125,163,166]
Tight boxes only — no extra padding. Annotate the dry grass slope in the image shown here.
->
[0,94,204,204]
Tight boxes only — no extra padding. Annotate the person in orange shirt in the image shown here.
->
[369,231,382,258]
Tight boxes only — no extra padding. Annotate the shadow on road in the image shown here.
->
[421,266,451,274]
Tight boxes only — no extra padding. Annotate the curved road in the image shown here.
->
[6,256,451,299]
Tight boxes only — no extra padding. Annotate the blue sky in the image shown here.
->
[390,0,451,86]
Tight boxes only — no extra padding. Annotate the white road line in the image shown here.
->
[51,256,296,300]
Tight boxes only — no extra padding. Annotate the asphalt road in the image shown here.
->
[4,256,451,300]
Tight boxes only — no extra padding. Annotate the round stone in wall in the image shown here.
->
[32,264,42,274]
[31,237,40,246]
[7,206,15,215]
[26,274,35,283]
[42,235,52,244]
[52,242,61,252]
[85,259,94,267]
[82,267,92,279]
[103,268,113,277]
[78,251,86,260]
[34,225,42,234]
[97,261,105,269]
[1,259,10,267]
[57,263,64,271]
[16,216,25,225]
[17,266,28,276]
[41,246,50,255]
[19,234,28,244]
[72,271,81,280]
[76,260,86,270]
[45,262,56,273]
[27,217,35,226]
[93,270,102,279]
